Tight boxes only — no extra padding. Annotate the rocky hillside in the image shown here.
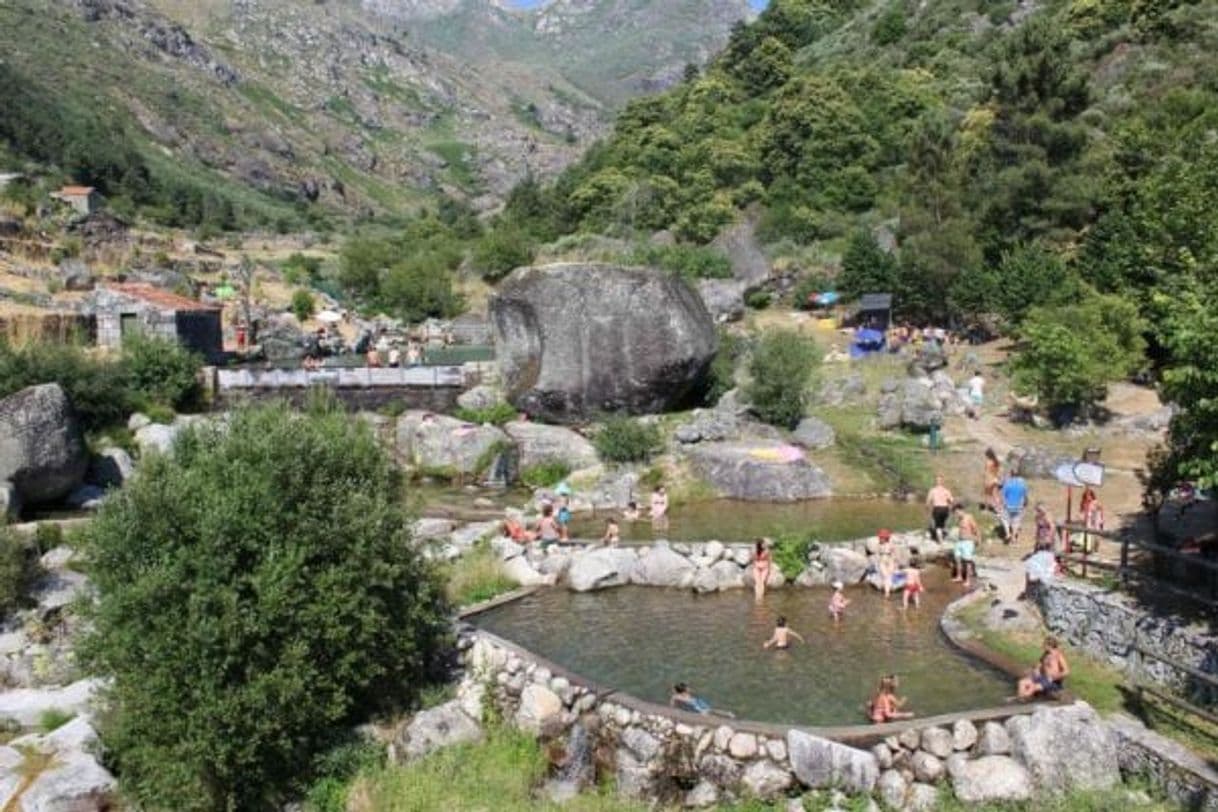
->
[0,0,753,222]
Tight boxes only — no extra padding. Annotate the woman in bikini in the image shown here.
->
[869,675,914,723]
[984,448,1002,514]
[876,529,897,598]
[753,538,772,603]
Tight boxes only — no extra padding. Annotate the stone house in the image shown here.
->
[89,284,223,361]
[49,186,102,216]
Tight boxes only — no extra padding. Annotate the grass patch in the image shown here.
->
[443,540,516,608]
[520,460,572,490]
[37,708,74,733]
[823,407,934,496]
[455,402,518,426]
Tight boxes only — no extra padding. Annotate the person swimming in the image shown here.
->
[670,682,712,714]
[763,616,805,650]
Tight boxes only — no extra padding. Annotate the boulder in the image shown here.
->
[457,385,506,412]
[490,264,717,422]
[502,556,547,587]
[792,417,836,451]
[566,548,637,592]
[63,484,105,511]
[741,760,792,799]
[622,727,662,762]
[877,768,907,810]
[134,422,182,456]
[786,730,878,793]
[910,751,943,783]
[1006,446,1075,480]
[0,679,100,727]
[635,544,695,587]
[395,700,483,763]
[818,374,866,407]
[395,412,509,476]
[0,483,19,522]
[876,379,942,431]
[710,559,744,590]
[823,548,869,585]
[259,315,306,362]
[1006,702,1119,792]
[952,719,978,751]
[86,447,134,489]
[503,422,598,470]
[696,279,747,323]
[698,754,743,787]
[15,750,117,811]
[919,727,953,759]
[515,684,564,735]
[950,755,1032,803]
[975,721,1011,755]
[686,442,831,501]
[0,384,88,505]
[684,779,720,808]
[906,782,939,812]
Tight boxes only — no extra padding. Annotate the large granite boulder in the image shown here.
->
[0,384,88,506]
[394,700,483,763]
[949,755,1032,803]
[395,412,509,476]
[792,417,835,450]
[877,378,943,431]
[565,547,638,592]
[697,279,747,324]
[503,422,598,470]
[786,730,878,793]
[1006,702,1119,793]
[634,543,695,587]
[686,441,832,501]
[490,264,717,422]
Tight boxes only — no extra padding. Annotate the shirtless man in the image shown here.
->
[926,475,954,543]
[1018,637,1070,700]
[951,503,980,587]
[762,616,805,650]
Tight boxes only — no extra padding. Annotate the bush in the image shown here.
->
[705,329,742,406]
[0,340,132,431]
[745,290,772,309]
[745,329,822,428]
[32,522,64,555]
[454,402,518,426]
[78,405,448,810]
[443,540,517,607]
[519,460,571,489]
[291,289,316,323]
[593,416,663,464]
[772,532,814,580]
[122,334,202,411]
[38,708,75,733]
[627,243,732,280]
[0,531,41,617]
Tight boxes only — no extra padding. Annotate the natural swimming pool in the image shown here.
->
[471,573,1012,727]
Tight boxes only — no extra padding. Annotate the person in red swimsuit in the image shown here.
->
[902,558,924,610]
[753,538,772,603]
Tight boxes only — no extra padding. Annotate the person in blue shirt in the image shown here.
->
[1001,473,1030,545]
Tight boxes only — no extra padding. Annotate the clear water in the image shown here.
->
[566,499,926,544]
[472,573,1011,726]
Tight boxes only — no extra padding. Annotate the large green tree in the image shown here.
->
[80,405,447,811]
[745,328,822,428]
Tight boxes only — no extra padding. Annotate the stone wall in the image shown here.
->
[440,626,1121,809]
[1038,580,1218,690]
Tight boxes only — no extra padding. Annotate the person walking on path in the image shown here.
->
[983,448,1002,514]
[1001,472,1029,545]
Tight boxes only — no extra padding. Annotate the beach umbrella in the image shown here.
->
[814,291,840,306]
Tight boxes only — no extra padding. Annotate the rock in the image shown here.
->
[413,518,457,542]
[824,548,869,585]
[728,732,757,759]
[566,547,637,592]
[615,751,653,799]
[905,782,939,812]
[622,727,662,762]
[686,442,832,501]
[696,278,747,323]
[259,315,307,361]
[684,779,720,808]
[871,743,893,770]
[0,483,19,522]
[502,555,547,587]
[64,484,105,510]
[950,755,1032,803]
[1006,446,1075,480]
[910,751,943,783]
[395,700,483,762]
[0,384,88,505]
[703,541,725,562]
[503,421,598,470]
[134,422,182,456]
[741,760,792,799]
[876,380,943,431]
[675,424,703,444]
[952,719,978,751]
[515,684,564,735]
[87,447,134,489]
[17,750,117,811]
[490,264,717,421]
[897,729,921,751]
[450,521,500,550]
[786,730,878,793]
[699,753,742,787]
[536,551,571,579]
[793,417,836,450]
[1006,702,1119,792]
[766,738,786,762]
[127,413,151,432]
[709,559,744,590]
[395,412,509,476]
[713,725,733,752]
[0,679,100,727]
[877,768,907,810]
[975,721,1011,755]
[457,385,506,412]
[919,727,953,759]
[691,568,719,594]
[818,374,866,407]
[635,544,695,587]
[32,570,90,613]
[39,546,76,571]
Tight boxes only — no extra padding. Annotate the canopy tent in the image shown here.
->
[856,293,893,331]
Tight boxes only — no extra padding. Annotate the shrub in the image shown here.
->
[594,416,663,464]
[705,329,742,406]
[78,405,448,810]
[454,402,518,426]
[745,290,772,309]
[122,334,201,411]
[32,522,64,555]
[0,340,133,431]
[443,540,517,607]
[627,243,732,280]
[772,532,814,580]
[520,460,571,489]
[38,708,74,733]
[291,289,316,323]
[0,531,41,617]
[745,329,822,428]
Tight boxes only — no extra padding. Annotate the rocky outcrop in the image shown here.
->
[503,422,598,471]
[490,265,717,422]
[696,279,747,324]
[792,417,835,450]
[0,384,88,507]
[949,755,1033,803]
[1006,702,1119,793]
[877,377,945,431]
[685,441,831,501]
[786,730,878,793]
[395,412,509,476]
[565,547,638,592]
[393,700,483,762]
[0,717,117,811]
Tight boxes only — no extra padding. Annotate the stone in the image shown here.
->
[1006,702,1119,792]
[39,546,76,571]
[786,729,878,793]
[491,264,717,422]
[64,484,105,510]
[824,548,869,585]
[766,738,786,762]
[697,278,747,323]
[876,379,943,431]
[877,768,907,810]
[457,385,506,412]
[396,412,509,476]
[741,760,793,799]
[0,483,19,522]
[134,422,182,456]
[503,421,598,470]
[951,719,978,752]
[920,727,953,759]
[704,541,724,562]
[728,732,757,759]
[819,374,866,407]
[536,551,571,579]
[897,729,921,751]
[709,559,745,590]
[699,754,743,788]
[450,521,499,550]
[87,447,134,489]
[713,725,733,752]
[910,751,943,783]
[622,727,662,762]
[793,417,836,450]
[905,782,939,812]
[32,569,90,613]
[395,700,483,762]
[566,547,638,592]
[17,750,117,811]
[686,441,832,502]
[501,555,547,587]
[871,743,893,770]
[0,384,88,505]
[0,679,100,727]
[413,518,456,542]
[616,758,654,800]
[127,413,151,432]
[515,684,564,735]
[684,779,720,808]
[635,543,695,587]
[950,755,1033,803]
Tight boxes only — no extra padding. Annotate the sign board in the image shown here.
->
[1053,461,1105,488]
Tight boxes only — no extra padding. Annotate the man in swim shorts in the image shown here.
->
[926,475,954,543]
[951,503,979,587]
[1001,472,1029,545]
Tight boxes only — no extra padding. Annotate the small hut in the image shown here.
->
[89,284,223,361]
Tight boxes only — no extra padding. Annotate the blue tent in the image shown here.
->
[850,327,886,358]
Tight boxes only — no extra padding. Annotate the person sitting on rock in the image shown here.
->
[536,503,561,549]
[1017,636,1069,700]
[502,514,535,543]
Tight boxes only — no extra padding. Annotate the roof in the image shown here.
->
[104,283,221,312]
[55,186,97,197]
[858,293,894,311]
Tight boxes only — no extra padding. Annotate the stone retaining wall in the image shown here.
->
[1038,579,1218,690]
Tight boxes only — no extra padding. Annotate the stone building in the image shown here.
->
[89,284,223,361]
[49,186,102,216]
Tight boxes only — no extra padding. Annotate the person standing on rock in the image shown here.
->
[752,538,773,603]
[876,529,897,599]
[926,474,954,543]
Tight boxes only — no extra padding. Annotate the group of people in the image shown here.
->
[366,337,424,369]
[501,485,671,549]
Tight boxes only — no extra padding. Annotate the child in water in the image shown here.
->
[601,518,620,546]
[557,496,572,541]
[869,675,914,724]
[828,581,850,622]
[622,501,640,522]
[902,558,924,610]
[763,616,805,650]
